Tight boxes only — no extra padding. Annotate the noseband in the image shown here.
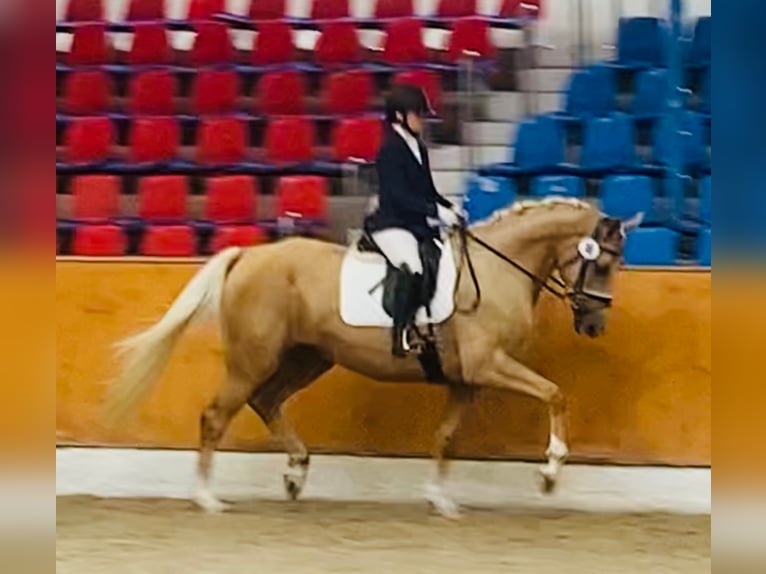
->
[455,224,620,314]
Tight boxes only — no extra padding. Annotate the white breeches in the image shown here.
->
[371,228,423,274]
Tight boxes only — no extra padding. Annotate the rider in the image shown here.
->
[364,83,465,358]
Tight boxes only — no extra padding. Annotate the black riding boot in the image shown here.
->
[391,266,424,358]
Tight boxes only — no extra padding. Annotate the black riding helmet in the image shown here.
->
[384,83,435,135]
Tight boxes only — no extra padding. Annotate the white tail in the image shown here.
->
[104,247,243,423]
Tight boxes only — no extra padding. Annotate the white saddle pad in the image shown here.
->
[340,239,457,327]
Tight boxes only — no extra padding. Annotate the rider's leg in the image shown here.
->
[370,229,423,356]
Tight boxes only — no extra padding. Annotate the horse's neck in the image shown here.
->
[471,206,597,289]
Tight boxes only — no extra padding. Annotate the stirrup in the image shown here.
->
[392,324,415,358]
[401,327,412,352]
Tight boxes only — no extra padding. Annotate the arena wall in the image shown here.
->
[56,259,710,466]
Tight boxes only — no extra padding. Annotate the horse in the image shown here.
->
[106,196,643,518]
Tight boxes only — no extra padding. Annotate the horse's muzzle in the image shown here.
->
[574,309,606,338]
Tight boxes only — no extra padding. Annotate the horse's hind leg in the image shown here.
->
[196,368,266,513]
[247,345,332,501]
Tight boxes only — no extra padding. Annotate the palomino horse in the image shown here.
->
[106,197,642,518]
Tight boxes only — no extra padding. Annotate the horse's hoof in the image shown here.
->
[283,473,305,501]
[425,483,462,520]
[194,492,231,514]
[538,465,558,494]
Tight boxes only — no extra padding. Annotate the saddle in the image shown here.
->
[357,230,447,384]
[358,231,442,318]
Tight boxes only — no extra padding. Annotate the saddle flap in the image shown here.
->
[339,236,457,328]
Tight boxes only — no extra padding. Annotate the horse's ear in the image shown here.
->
[620,212,645,236]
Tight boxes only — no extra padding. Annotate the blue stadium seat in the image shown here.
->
[696,227,711,266]
[688,16,711,69]
[478,114,568,177]
[578,113,638,175]
[623,227,680,266]
[613,17,668,69]
[653,111,709,173]
[600,175,655,220]
[464,174,517,223]
[699,175,711,224]
[530,175,585,199]
[559,65,616,121]
[631,68,668,120]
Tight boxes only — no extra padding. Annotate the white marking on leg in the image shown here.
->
[539,434,569,485]
[425,475,461,519]
[283,456,308,500]
[193,474,230,513]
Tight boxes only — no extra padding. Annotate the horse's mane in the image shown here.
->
[470,196,595,229]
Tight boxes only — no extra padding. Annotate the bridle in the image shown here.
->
[454,221,622,314]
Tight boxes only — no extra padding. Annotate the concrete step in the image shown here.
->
[518,68,572,94]
[484,91,561,121]
[485,92,525,122]
[464,121,517,146]
[471,145,509,165]
[432,171,467,197]
[428,145,463,171]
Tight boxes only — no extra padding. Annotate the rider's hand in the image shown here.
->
[438,204,464,228]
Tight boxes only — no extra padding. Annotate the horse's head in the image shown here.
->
[555,211,644,338]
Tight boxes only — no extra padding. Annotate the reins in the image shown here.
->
[453,224,570,315]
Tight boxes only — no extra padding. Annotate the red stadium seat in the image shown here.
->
[251,21,295,66]
[128,70,177,115]
[315,22,361,66]
[65,0,103,21]
[188,21,234,67]
[249,0,285,19]
[141,226,196,256]
[446,17,496,63]
[191,68,241,114]
[393,69,442,112]
[256,70,307,115]
[211,225,266,251]
[332,117,383,162]
[276,176,328,219]
[436,0,476,17]
[64,117,114,164]
[138,175,188,221]
[196,117,248,165]
[211,225,266,250]
[381,18,427,65]
[500,0,543,18]
[129,117,179,164]
[126,0,166,21]
[204,175,258,223]
[62,70,113,115]
[66,24,109,66]
[321,69,373,115]
[126,23,170,65]
[374,0,414,18]
[310,0,349,19]
[186,0,225,20]
[72,175,120,221]
[264,117,316,164]
[72,225,126,256]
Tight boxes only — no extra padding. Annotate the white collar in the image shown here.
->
[392,123,422,165]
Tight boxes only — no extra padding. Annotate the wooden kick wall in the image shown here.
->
[56,260,710,466]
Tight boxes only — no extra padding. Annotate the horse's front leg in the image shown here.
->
[473,349,569,493]
[425,385,470,519]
